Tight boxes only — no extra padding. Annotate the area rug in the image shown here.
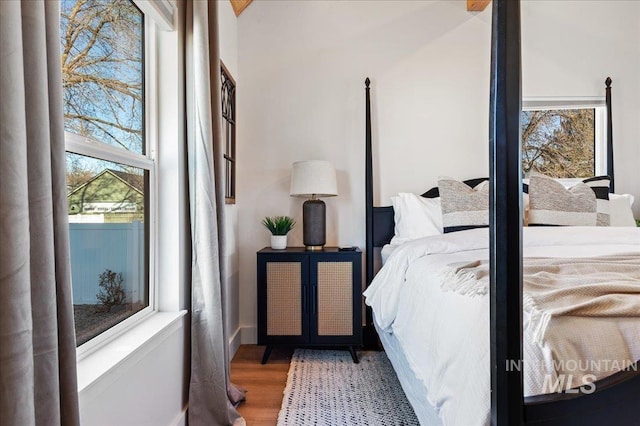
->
[277,349,419,425]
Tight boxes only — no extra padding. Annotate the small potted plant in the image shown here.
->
[262,216,295,249]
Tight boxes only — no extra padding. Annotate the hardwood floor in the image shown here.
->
[231,345,294,426]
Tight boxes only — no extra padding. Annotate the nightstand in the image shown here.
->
[257,247,362,364]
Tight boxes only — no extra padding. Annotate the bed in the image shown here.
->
[361,4,640,423]
[366,227,640,425]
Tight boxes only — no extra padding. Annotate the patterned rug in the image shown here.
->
[277,349,419,425]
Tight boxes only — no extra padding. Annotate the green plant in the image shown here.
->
[636,219,640,227]
[96,269,127,310]
[262,216,295,235]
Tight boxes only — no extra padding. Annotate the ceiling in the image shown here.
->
[229,0,490,17]
[230,0,252,17]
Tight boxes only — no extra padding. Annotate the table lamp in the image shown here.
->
[290,160,338,250]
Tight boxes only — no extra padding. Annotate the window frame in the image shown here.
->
[63,2,159,360]
[522,97,607,178]
[220,60,236,204]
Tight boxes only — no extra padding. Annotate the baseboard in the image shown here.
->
[169,405,187,426]
[229,327,242,358]
[240,326,257,344]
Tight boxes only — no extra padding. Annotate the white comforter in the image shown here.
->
[363,227,640,426]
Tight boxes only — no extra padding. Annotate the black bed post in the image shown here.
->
[363,77,377,348]
[489,0,524,425]
[365,78,373,286]
[605,77,614,192]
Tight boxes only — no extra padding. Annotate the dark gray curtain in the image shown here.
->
[185,1,245,425]
[0,1,80,426]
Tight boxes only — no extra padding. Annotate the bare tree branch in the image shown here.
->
[65,114,141,135]
[522,109,595,177]
[61,0,143,152]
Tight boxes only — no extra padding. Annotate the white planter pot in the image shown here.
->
[270,235,287,250]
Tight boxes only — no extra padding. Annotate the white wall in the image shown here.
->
[219,0,238,77]
[79,317,187,426]
[236,0,640,342]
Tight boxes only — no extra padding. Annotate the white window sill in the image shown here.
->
[77,310,187,394]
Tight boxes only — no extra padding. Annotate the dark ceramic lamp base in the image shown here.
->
[303,199,326,250]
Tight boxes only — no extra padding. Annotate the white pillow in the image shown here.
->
[390,193,442,245]
[609,194,636,227]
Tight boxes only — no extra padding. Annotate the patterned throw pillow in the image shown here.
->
[581,176,611,226]
[438,177,489,233]
[527,174,597,226]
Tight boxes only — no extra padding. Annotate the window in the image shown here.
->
[61,0,154,348]
[221,62,236,203]
[521,100,606,178]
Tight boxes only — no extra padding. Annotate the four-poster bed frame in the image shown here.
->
[363,1,639,424]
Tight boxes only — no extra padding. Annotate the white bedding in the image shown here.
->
[380,244,397,265]
[364,227,640,426]
[376,315,441,425]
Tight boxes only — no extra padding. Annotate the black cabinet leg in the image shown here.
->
[349,346,359,363]
[261,345,273,364]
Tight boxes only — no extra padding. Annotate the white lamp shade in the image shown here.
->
[290,160,338,198]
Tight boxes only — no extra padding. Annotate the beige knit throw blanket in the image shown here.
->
[440,254,640,343]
